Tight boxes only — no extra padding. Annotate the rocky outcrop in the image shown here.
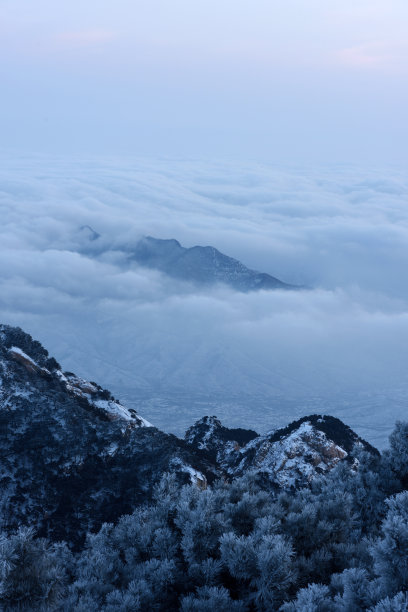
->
[185,415,258,466]
[186,414,378,489]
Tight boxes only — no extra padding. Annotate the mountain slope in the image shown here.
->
[185,415,258,462]
[1,324,378,548]
[185,414,378,488]
[0,325,216,546]
[130,236,295,291]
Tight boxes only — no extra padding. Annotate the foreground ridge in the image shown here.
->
[185,413,378,488]
[0,324,215,545]
[0,324,377,547]
[3,325,406,612]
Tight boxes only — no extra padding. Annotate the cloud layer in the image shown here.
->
[1,155,408,448]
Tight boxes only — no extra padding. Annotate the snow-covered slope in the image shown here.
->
[185,415,258,463]
[0,324,215,545]
[1,323,379,547]
[7,344,151,428]
[185,414,378,489]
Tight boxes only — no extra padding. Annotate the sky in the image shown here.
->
[0,0,407,162]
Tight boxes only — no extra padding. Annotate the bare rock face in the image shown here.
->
[7,343,150,428]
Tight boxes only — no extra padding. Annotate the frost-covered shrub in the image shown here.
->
[0,527,71,611]
[6,420,408,610]
[180,586,245,611]
[371,491,408,597]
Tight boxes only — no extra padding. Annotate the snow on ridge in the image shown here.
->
[8,346,50,376]
[94,399,152,427]
[170,457,207,488]
[184,465,207,488]
[136,414,154,427]
[231,419,349,488]
[56,371,98,397]
[198,417,219,449]
[9,346,39,367]
[55,370,152,427]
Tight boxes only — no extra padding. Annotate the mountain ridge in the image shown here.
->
[0,323,377,546]
[128,235,296,291]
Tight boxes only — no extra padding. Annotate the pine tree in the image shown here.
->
[371,491,408,597]
[279,583,334,611]
[370,591,408,611]
[0,527,71,611]
[180,586,245,611]
[383,421,408,489]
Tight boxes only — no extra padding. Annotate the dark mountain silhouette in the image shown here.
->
[130,236,296,291]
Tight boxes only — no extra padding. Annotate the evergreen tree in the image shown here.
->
[371,491,408,597]
[383,421,408,489]
[180,586,245,611]
[370,591,408,611]
[0,527,71,611]
[279,583,334,611]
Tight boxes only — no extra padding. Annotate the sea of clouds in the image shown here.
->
[1,154,407,448]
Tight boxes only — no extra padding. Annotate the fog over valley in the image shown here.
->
[1,155,407,449]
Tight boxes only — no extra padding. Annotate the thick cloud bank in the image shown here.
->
[1,155,407,448]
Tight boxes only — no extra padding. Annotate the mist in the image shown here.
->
[1,155,407,448]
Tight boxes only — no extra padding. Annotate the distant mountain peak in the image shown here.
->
[79,224,100,241]
[144,236,182,248]
[130,236,296,292]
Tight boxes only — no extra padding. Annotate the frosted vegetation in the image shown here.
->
[2,422,408,610]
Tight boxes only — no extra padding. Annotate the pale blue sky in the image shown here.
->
[1,0,407,162]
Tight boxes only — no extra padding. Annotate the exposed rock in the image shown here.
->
[186,414,378,489]
[185,415,258,466]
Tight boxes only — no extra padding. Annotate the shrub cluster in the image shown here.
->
[2,422,408,610]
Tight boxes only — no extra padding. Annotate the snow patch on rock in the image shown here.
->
[9,346,50,376]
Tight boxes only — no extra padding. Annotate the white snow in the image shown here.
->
[55,370,68,382]
[94,399,152,426]
[9,346,38,367]
[232,421,348,488]
[136,414,153,427]
[95,399,132,421]
[184,465,206,485]
[8,347,50,375]
[55,369,153,427]
[170,457,207,486]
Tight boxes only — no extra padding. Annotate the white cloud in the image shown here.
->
[1,155,408,449]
